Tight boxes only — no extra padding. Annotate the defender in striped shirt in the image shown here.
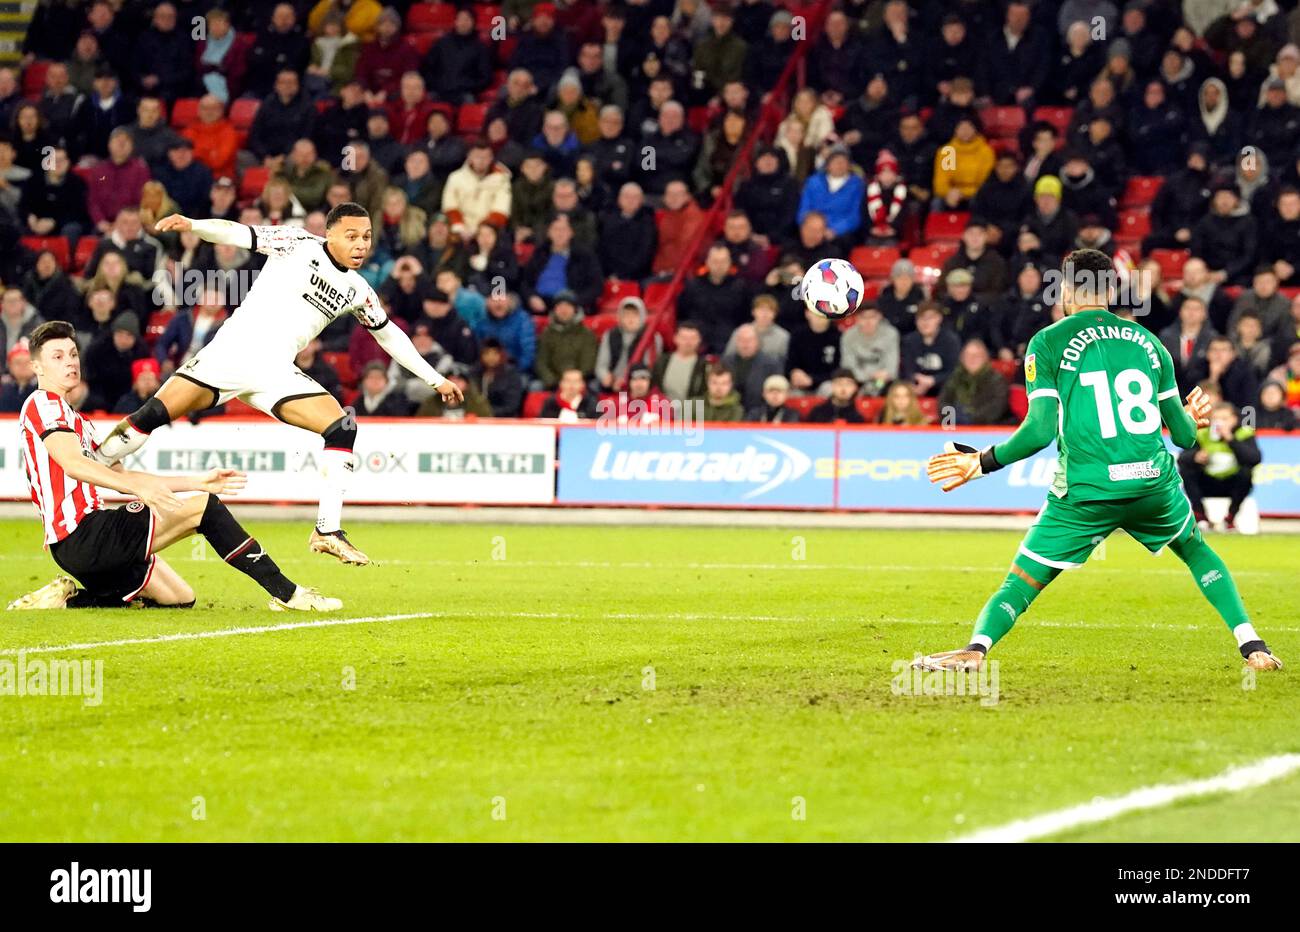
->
[8,321,343,613]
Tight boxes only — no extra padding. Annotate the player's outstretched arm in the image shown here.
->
[354,288,464,404]
[43,431,183,513]
[1159,386,1208,449]
[163,469,248,496]
[926,395,1058,492]
[372,321,465,404]
[155,215,254,248]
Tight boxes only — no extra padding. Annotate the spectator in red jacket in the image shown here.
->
[87,129,150,233]
[183,95,240,180]
[355,7,419,105]
[386,72,438,146]
[652,180,704,276]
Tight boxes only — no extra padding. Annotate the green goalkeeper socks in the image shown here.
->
[969,562,1053,649]
[1168,530,1250,632]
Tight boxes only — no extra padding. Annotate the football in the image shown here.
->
[801,257,864,320]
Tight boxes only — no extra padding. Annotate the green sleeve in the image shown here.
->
[1160,396,1198,449]
[991,394,1058,466]
[988,330,1058,467]
[1154,341,1198,449]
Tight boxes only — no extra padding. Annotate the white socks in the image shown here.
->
[316,449,353,533]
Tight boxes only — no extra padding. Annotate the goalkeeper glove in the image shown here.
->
[926,442,1003,493]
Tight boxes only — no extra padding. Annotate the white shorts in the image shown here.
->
[172,341,331,420]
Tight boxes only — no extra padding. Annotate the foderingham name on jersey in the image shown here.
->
[1057,324,1161,372]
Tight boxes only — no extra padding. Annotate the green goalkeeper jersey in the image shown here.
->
[1023,308,1182,501]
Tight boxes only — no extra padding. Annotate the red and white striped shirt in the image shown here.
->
[18,390,103,546]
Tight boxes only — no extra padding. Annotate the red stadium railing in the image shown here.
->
[622,0,836,386]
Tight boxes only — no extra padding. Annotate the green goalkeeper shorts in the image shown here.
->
[1016,483,1195,571]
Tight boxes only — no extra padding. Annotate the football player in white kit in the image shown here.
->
[96,203,463,565]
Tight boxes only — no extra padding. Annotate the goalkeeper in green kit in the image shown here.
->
[915,249,1283,673]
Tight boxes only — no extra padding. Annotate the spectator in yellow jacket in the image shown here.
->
[932,117,995,208]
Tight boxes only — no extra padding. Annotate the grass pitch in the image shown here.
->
[1,519,1296,842]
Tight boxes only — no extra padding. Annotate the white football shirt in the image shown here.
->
[214,225,388,357]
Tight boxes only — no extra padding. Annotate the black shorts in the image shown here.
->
[50,504,157,603]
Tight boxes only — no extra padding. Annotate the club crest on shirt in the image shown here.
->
[126,501,145,513]
[1025,353,1036,382]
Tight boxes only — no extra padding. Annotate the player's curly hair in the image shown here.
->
[325,202,370,229]
[1061,247,1116,306]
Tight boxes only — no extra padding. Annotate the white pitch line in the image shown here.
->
[952,754,1300,843]
[0,612,445,657]
[264,556,1278,578]
[6,610,1297,658]
[0,554,1283,578]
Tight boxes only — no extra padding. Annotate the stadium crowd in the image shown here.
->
[1,0,1299,434]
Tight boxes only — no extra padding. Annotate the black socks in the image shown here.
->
[198,495,297,602]
[127,396,174,434]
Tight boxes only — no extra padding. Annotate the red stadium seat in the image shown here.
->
[476,5,503,32]
[494,35,518,66]
[686,106,713,134]
[145,309,174,346]
[522,390,550,418]
[22,61,50,98]
[991,358,1018,382]
[1117,209,1152,240]
[598,278,641,312]
[923,211,970,245]
[849,245,900,279]
[855,396,885,422]
[408,31,438,55]
[229,97,260,130]
[860,278,884,303]
[989,136,1020,157]
[917,397,940,422]
[457,101,487,134]
[784,396,826,419]
[1120,176,1164,209]
[533,314,549,339]
[583,312,619,338]
[407,2,456,32]
[1009,384,1028,421]
[20,236,70,270]
[642,280,675,311]
[170,97,200,129]
[1031,105,1073,136]
[73,236,99,273]
[239,166,270,201]
[908,244,958,270]
[321,352,355,387]
[980,105,1026,139]
[1149,248,1189,281]
[513,239,534,265]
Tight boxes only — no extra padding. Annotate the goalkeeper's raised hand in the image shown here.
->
[1184,385,1212,428]
[926,442,987,493]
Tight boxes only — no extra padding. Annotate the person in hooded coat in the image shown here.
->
[1190,77,1244,170]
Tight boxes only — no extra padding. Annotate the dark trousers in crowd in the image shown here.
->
[1179,461,1254,521]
